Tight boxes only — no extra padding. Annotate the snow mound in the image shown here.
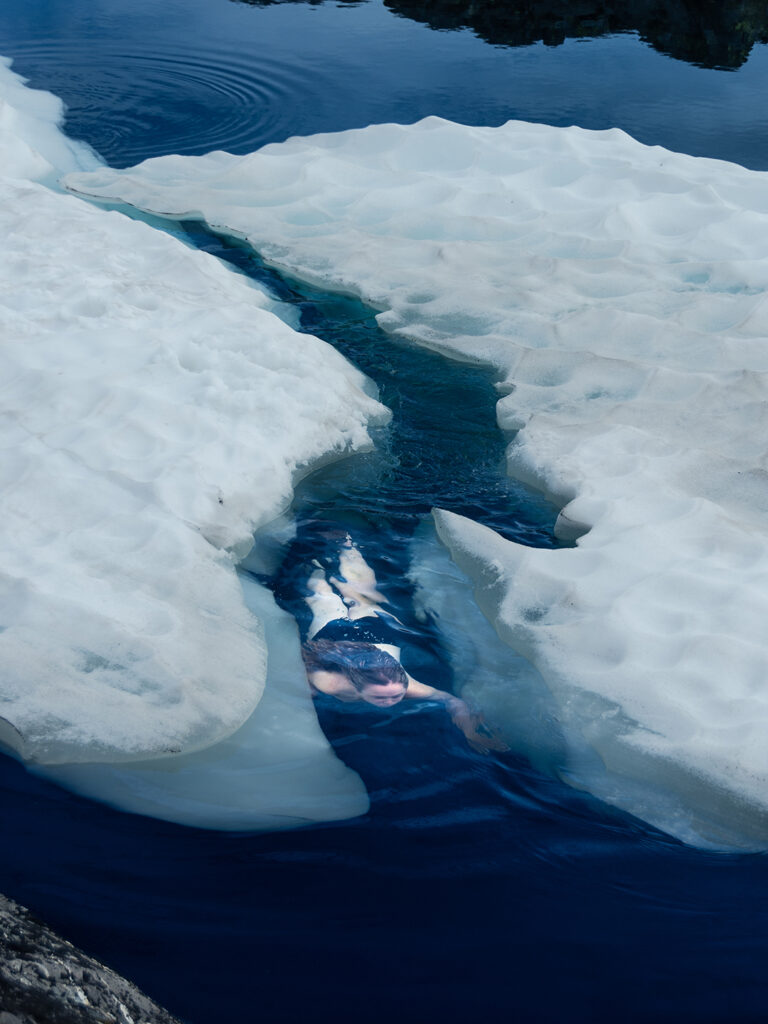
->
[1,63,387,783]
[40,575,369,829]
[66,116,768,843]
[0,58,99,183]
[407,520,566,776]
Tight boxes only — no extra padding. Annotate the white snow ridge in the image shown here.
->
[66,117,768,847]
[1,59,386,827]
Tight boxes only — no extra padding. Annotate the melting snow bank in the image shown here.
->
[0,56,100,182]
[0,60,382,825]
[39,574,369,829]
[66,117,768,847]
[431,511,768,849]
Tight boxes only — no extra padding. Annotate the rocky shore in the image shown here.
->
[0,895,180,1024]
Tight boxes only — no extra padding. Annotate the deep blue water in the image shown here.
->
[2,1,768,1021]
[4,0,768,169]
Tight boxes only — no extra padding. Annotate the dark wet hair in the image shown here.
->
[302,639,408,692]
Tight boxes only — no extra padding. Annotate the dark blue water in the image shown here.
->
[4,0,768,169]
[2,1,768,1021]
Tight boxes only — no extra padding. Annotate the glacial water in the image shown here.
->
[2,0,768,1021]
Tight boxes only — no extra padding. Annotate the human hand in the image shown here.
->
[450,707,510,755]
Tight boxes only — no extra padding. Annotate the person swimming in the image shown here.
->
[300,534,507,754]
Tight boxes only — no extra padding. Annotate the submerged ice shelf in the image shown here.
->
[0,59,385,826]
[41,574,369,829]
[65,117,768,846]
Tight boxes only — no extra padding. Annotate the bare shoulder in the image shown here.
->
[308,669,359,701]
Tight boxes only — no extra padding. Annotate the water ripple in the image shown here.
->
[5,39,329,164]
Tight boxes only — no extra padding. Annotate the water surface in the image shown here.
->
[4,0,768,167]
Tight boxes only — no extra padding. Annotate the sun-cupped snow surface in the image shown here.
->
[1,59,386,831]
[66,117,768,844]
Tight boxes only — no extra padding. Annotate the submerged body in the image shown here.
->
[301,535,506,752]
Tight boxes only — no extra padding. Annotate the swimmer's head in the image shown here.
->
[349,663,409,707]
[302,640,408,707]
[356,680,408,707]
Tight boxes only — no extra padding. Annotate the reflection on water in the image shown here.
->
[233,0,362,5]
[230,0,768,70]
[384,0,768,69]
[6,0,768,171]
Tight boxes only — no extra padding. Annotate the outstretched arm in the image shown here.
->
[404,676,508,754]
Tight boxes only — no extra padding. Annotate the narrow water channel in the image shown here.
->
[181,219,563,697]
[182,220,560,548]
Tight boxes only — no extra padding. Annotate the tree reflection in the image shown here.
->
[232,0,362,6]
[383,0,768,69]
[230,0,768,70]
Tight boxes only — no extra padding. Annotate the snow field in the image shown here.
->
[1,60,385,827]
[65,116,768,844]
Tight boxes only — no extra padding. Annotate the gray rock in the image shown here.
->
[0,895,181,1024]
